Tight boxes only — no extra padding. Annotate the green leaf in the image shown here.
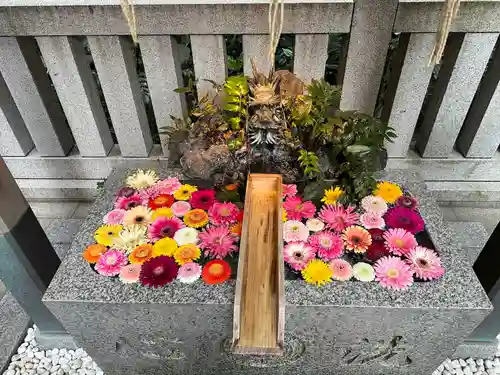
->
[174,87,191,94]
[346,145,371,154]
[223,103,241,112]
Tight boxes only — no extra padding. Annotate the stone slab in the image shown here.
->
[45,219,83,244]
[242,35,272,77]
[453,208,500,235]
[451,340,498,360]
[72,203,93,219]
[446,222,489,263]
[29,202,78,219]
[293,34,329,83]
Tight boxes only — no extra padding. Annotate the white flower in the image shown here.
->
[112,225,148,253]
[283,220,309,242]
[174,227,199,246]
[126,169,158,189]
[352,262,375,282]
[177,263,202,284]
[122,205,152,226]
[305,218,325,232]
[360,195,388,215]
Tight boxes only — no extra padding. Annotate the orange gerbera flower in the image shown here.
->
[342,226,372,254]
[129,244,154,264]
[202,260,231,284]
[231,222,242,236]
[184,209,209,228]
[83,244,107,263]
[149,194,175,210]
[174,244,201,265]
[225,183,238,191]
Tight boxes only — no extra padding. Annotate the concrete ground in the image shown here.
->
[440,205,500,235]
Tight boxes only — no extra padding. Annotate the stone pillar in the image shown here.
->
[0,157,75,349]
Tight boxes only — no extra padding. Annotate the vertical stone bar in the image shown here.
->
[339,0,399,114]
[0,37,73,156]
[88,36,152,157]
[293,34,328,83]
[386,33,435,158]
[243,35,272,77]
[416,33,497,158]
[191,35,227,99]
[37,36,114,157]
[139,35,187,156]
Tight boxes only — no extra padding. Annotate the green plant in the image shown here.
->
[223,76,249,131]
[298,150,320,179]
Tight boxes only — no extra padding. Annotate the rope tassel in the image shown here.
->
[430,0,461,65]
[120,0,138,44]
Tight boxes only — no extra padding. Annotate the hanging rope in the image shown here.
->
[268,0,284,70]
[120,0,138,44]
[429,0,461,65]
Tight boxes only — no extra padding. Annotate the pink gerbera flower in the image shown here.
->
[208,202,240,225]
[309,231,343,261]
[283,220,309,242]
[384,207,424,234]
[282,184,298,198]
[329,259,353,281]
[383,228,417,257]
[283,242,316,271]
[361,195,388,215]
[374,256,414,290]
[199,226,238,259]
[148,217,185,241]
[318,204,359,232]
[171,201,191,217]
[103,209,126,225]
[190,189,216,210]
[138,184,161,204]
[115,193,142,210]
[360,212,385,229]
[283,196,316,221]
[406,246,445,281]
[155,177,182,195]
[95,250,128,276]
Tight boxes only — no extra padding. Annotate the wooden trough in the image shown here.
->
[232,174,285,356]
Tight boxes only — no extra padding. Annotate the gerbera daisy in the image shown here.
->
[329,259,353,281]
[283,196,316,221]
[202,259,231,284]
[309,231,343,261]
[148,194,175,210]
[177,262,202,284]
[112,225,148,253]
[153,237,178,257]
[321,187,344,205]
[82,244,107,263]
[115,193,142,210]
[396,195,419,210]
[184,209,209,228]
[406,246,444,281]
[155,177,182,195]
[374,256,414,290]
[171,201,191,217]
[384,207,425,234]
[225,183,238,191]
[95,249,128,276]
[94,224,123,246]
[126,169,158,189]
[360,195,388,215]
[383,228,417,257]
[116,186,136,198]
[283,242,316,271]
[139,256,178,288]
[306,218,325,232]
[103,209,126,225]
[128,244,154,264]
[138,184,162,204]
[209,202,240,225]
[319,204,359,232]
[360,212,385,230]
[301,259,333,286]
[174,227,199,246]
[173,184,198,201]
[231,222,242,237]
[374,181,403,204]
[189,189,216,210]
[283,220,309,242]
[122,206,152,227]
[366,229,391,262]
[148,217,185,241]
[342,226,372,253]
[199,226,238,259]
[119,264,141,284]
[282,208,287,222]
[352,262,375,282]
[282,184,298,198]
[151,207,174,220]
[174,244,201,265]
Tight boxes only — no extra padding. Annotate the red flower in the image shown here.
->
[139,256,178,288]
[148,194,174,210]
[202,260,231,284]
[236,210,244,223]
[189,189,216,210]
[366,229,390,262]
[283,196,316,221]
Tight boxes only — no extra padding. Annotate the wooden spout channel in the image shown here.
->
[232,174,285,356]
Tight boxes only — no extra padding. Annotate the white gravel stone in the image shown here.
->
[457,369,464,375]
[486,360,494,369]
[478,359,485,366]
[464,367,473,375]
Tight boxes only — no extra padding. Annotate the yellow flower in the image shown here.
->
[184,209,209,228]
[122,206,152,226]
[282,208,287,222]
[374,181,403,204]
[126,169,158,189]
[301,260,333,287]
[173,184,198,201]
[94,224,123,246]
[321,187,344,205]
[174,244,201,265]
[153,237,178,257]
[151,207,174,220]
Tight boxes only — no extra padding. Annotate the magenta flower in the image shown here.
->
[283,196,316,221]
[374,256,414,290]
[189,189,216,210]
[148,217,185,241]
[115,193,142,210]
[116,187,136,198]
[103,209,126,225]
[199,225,238,259]
[383,228,417,257]
[95,250,128,277]
[309,231,343,261]
[318,204,359,232]
[396,195,419,210]
[384,207,424,234]
[282,184,298,198]
[406,246,444,281]
[283,242,316,271]
[208,202,239,225]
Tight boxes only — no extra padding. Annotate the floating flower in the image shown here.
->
[174,244,201,265]
[156,177,182,195]
[396,195,419,210]
[151,207,174,220]
[225,183,238,191]
[174,227,199,246]
[383,228,417,257]
[148,194,175,210]
[153,237,178,257]
[148,217,185,241]
[406,246,444,281]
[115,193,142,210]
[177,262,202,284]
[199,226,238,259]
[384,207,424,234]
[318,204,359,232]
[283,196,316,221]
[189,189,216,210]
[231,222,242,237]
[209,202,240,225]
[309,231,343,261]
[374,181,403,204]
[112,225,148,253]
[301,259,333,286]
[122,206,152,227]
[321,187,344,205]
[82,244,107,263]
[283,220,309,242]
[129,244,154,264]
[116,186,136,198]
[352,262,375,282]
[283,242,316,271]
[330,259,353,281]
[236,210,244,222]
[139,256,178,288]
[173,184,198,201]
[374,256,414,290]
[360,212,385,229]
[202,260,231,284]
[138,184,162,204]
[360,195,388,215]
[103,209,126,225]
[282,208,287,222]
[366,229,390,262]
[342,226,372,253]
[282,184,298,198]
[306,218,325,232]
[95,250,128,276]
[94,224,123,246]
[126,169,158,190]
[184,209,209,228]
[171,201,191,217]
[119,264,141,284]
